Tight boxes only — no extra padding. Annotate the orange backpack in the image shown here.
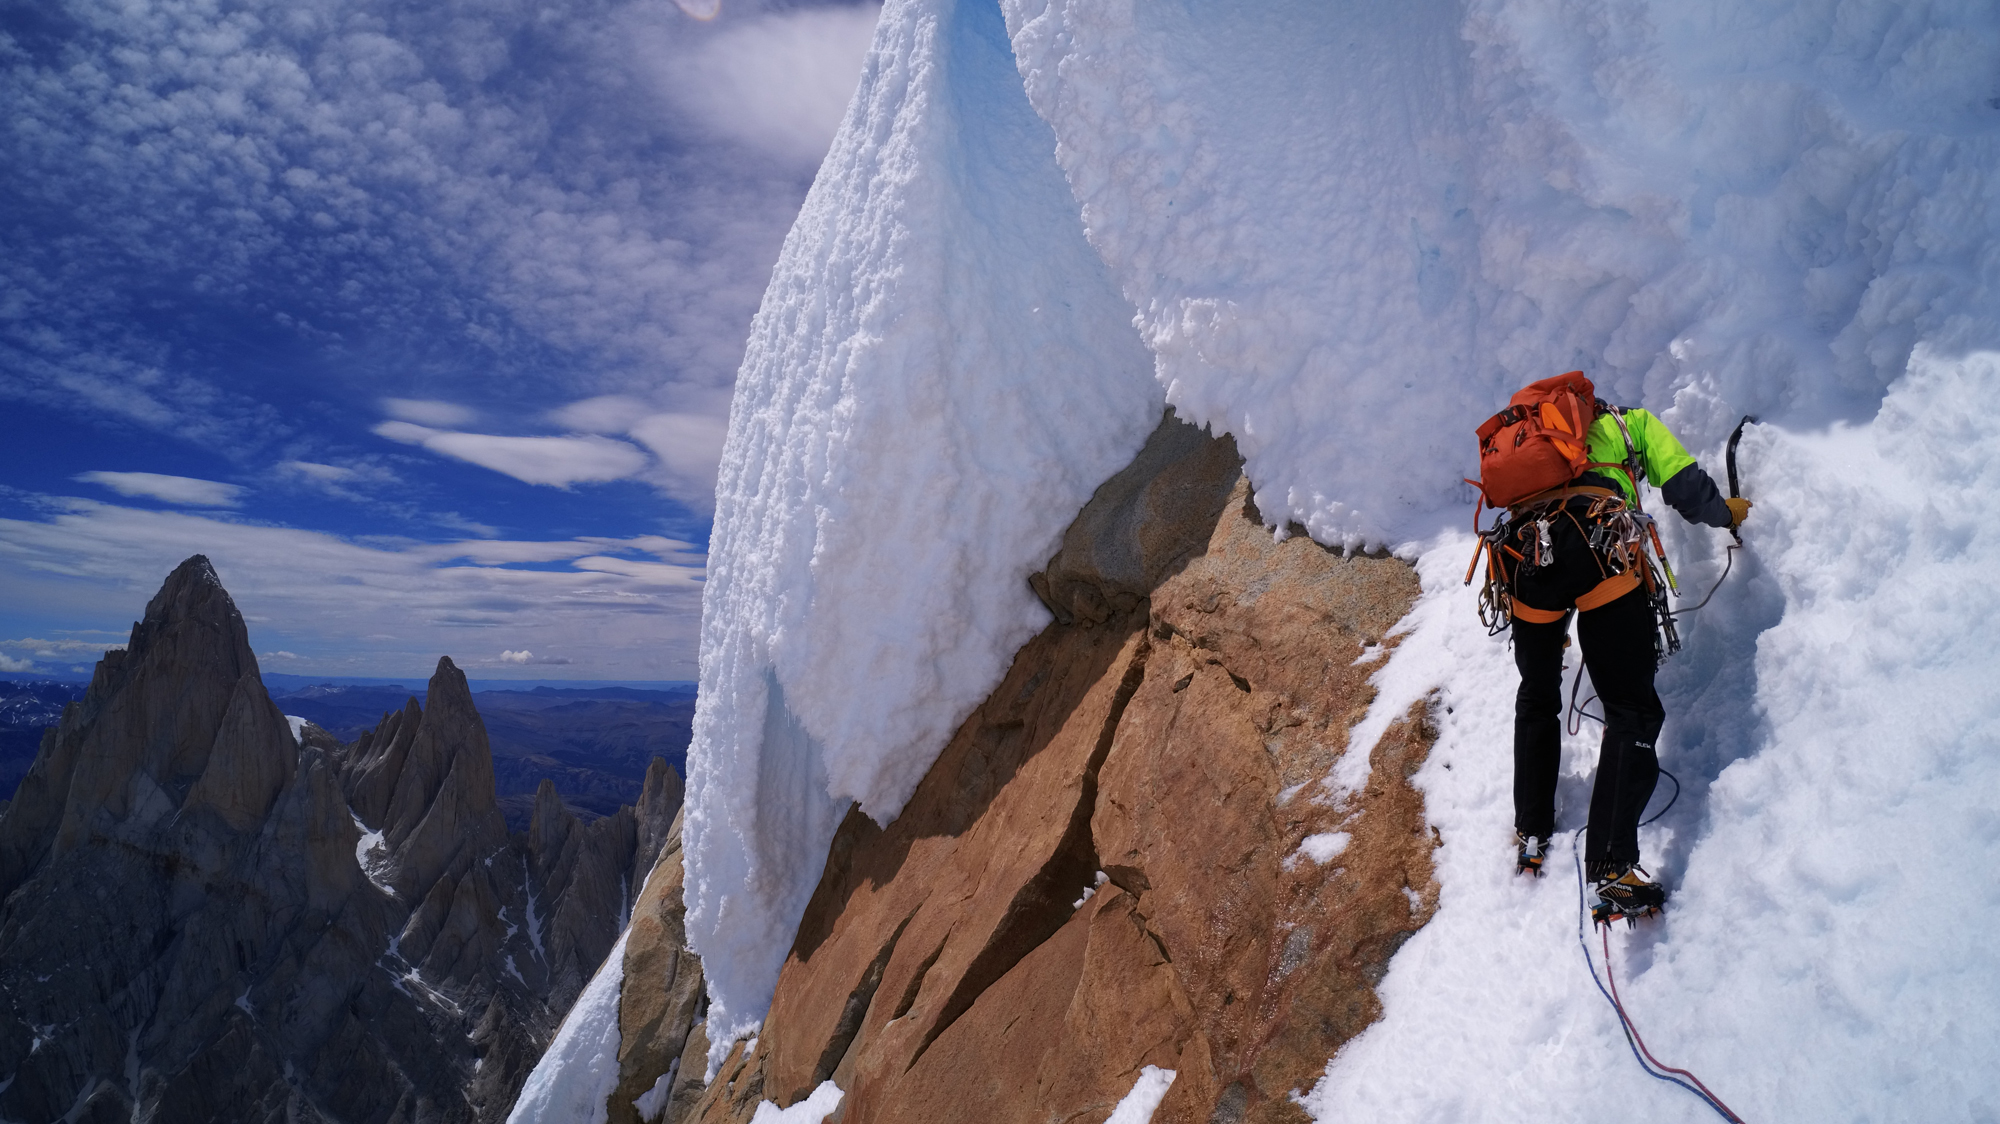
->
[1473,371,1599,508]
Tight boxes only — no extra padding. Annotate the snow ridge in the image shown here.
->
[682,0,1160,1063]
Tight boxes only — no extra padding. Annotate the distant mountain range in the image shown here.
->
[1,680,696,832]
[0,680,87,808]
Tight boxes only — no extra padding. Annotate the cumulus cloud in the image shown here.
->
[499,649,572,666]
[74,471,245,508]
[0,654,35,673]
[0,496,706,678]
[382,399,480,427]
[642,5,882,169]
[373,421,651,488]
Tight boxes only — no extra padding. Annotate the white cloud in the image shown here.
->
[262,650,300,660]
[0,654,35,673]
[0,638,124,660]
[5,0,862,473]
[499,649,573,666]
[74,471,245,508]
[382,399,481,427]
[373,421,651,487]
[643,5,882,169]
[546,397,728,509]
[0,496,707,679]
[629,412,728,487]
[279,460,401,488]
[549,395,652,434]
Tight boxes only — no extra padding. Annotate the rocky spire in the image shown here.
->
[0,553,280,896]
[378,656,510,906]
[0,558,674,1124]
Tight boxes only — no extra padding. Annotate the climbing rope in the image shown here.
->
[1667,540,1738,618]
[1573,847,1748,1123]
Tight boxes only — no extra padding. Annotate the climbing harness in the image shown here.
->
[1574,846,1749,1122]
[1466,482,1679,659]
[1467,413,1759,664]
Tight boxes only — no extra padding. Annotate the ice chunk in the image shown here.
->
[1106,1066,1176,1124]
[747,1081,842,1124]
[1295,832,1350,866]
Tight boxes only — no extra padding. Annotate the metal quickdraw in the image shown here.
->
[1463,490,1520,637]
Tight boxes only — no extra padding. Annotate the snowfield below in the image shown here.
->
[516,0,2000,1118]
[1302,349,2000,1122]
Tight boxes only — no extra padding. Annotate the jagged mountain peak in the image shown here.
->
[0,561,677,1124]
[0,553,287,896]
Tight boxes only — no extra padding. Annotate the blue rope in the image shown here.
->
[1573,844,1743,1121]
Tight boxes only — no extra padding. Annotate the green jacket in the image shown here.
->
[1583,408,1731,527]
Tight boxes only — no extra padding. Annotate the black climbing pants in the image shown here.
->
[1512,587,1663,870]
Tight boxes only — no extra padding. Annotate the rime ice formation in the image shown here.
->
[680,0,1162,1057]
[614,0,1996,1115]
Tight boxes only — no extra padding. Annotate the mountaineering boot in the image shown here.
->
[1591,863,1667,927]
[1515,831,1549,877]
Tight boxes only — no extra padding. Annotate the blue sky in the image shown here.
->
[0,0,881,681]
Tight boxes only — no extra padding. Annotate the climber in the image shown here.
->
[1470,372,1748,922]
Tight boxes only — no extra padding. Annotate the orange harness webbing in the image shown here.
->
[1511,569,1642,623]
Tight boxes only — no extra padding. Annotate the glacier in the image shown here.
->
[519,0,2000,1117]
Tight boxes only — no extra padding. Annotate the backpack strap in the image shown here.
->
[1599,403,1647,511]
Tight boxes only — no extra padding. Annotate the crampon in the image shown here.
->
[1591,864,1667,928]
[1516,832,1549,878]
[1590,898,1663,928]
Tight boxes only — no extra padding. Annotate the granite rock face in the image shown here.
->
[0,556,679,1123]
[596,414,1435,1124]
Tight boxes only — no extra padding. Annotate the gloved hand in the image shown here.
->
[1726,497,1752,529]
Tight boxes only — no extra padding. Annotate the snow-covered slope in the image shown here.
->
[558,0,1999,1112]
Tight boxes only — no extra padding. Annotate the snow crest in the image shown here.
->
[1001,0,2000,547]
[682,0,1160,1063]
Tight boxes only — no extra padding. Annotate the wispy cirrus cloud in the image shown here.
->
[74,471,245,508]
[382,399,481,428]
[372,421,653,488]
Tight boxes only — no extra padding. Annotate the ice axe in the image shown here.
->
[1725,415,1757,545]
